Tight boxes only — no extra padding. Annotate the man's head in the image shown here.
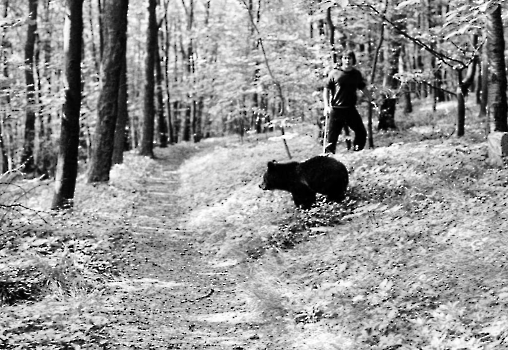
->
[340,50,356,69]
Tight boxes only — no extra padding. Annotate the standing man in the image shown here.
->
[323,50,371,153]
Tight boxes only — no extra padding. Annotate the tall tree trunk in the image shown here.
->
[487,4,508,132]
[367,0,387,148]
[400,46,413,113]
[87,0,129,182]
[325,7,337,63]
[456,57,477,137]
[163,5,174,144]
[478,39,488,121]
[180,23,194,142]
[39,0,54,176]
[379,10,401,131]
[139,0,157,157]
[155,32,168,147]
[456,34,478,137]
[0,0,10,173]
[51,0,83,210]
[98,0,104,60]
[21,0,38,174]
[89,0,100,75]
[112,52,129,164]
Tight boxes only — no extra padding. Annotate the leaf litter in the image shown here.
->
[2,112,508,348]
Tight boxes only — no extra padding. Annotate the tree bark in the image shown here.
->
[478,39,489,129]
[51,0,83,210]
[162,5,174,144]
[155,32,168,148]
[112,52,129,164]
[456,57,477,137]
[0,0,10,173]
[139,0,157,157]
[487,4,508,132]
[21,0,38,174]
[87,0,129,182]
[325,7,337,63]
[379,9,401,131]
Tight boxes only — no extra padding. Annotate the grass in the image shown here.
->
[2,97,507,349]
[178,99,508,349]
[0,151,156,349]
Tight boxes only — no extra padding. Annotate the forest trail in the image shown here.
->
[100,146,272,350]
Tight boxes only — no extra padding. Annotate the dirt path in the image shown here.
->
[101,146,277,349]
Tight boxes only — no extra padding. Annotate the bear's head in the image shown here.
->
[259,161,277,190]
[260,160,295,191]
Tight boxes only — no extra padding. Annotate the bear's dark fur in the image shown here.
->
[260,156,349,208]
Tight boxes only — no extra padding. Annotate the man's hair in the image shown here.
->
[339,50,356,65]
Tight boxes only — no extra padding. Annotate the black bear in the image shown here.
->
[260,156,349,208]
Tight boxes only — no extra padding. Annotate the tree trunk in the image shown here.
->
[155,32,168,148]
[325,7,337,63]
[162,4,174,144]
[38,0,55,176]
[112,52,129,164]
[183,105,191,141]
[367,0,387,148]
[139,0,157,157]
[87,0,129,182]
[478,40,489,122]
[487,4,508,132]
[399,46,413,113]
[21,0,38,174]
[89,0,101,75]
[0,1,10,173]
[51,0,83,210]
[379,10,401,131]
[456,57,477,137]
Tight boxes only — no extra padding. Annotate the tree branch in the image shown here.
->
[238,0,285,115]
[356,2,467,70]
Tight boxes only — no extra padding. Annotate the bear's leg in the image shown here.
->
[292,191,316,209]
[326,185,347,203]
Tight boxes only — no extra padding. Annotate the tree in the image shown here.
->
[357,1,479,137]
[378,5,401,131]
[21,0,38,174]
[139,0,157,157]
[87,0,129,182]
[180,0,195,143]
[112,52,129,165]
[487,2,507,132]
[0,0,10,173]
[51,0,84,210]
[155,30,168,148]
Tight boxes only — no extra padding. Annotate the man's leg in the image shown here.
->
[347,108,367,151]
[325,109,344,154]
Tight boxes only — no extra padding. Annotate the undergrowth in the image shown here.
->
[2,98,506,349]
[179,100,508,349]
[0,151,155,349]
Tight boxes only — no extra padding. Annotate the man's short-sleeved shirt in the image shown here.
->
[325,68,366,108]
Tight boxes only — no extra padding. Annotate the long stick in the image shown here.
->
[280,121,292,159]
[322,111,329,154]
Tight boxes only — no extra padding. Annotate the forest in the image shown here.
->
[1,0,508,349]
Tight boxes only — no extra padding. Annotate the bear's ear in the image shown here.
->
[267,160,277,169]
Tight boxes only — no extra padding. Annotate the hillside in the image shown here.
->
[2,100,508,349]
